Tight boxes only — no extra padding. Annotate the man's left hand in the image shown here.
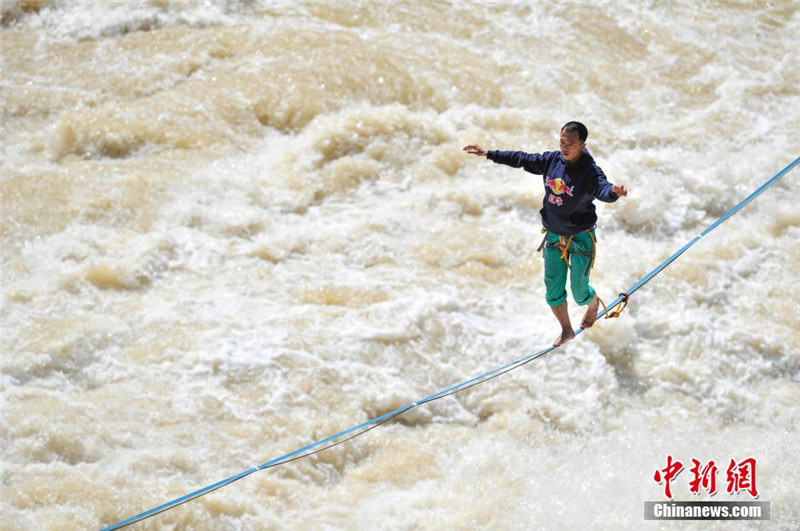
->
[612,184,628,197]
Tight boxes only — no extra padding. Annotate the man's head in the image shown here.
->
[560,121,588,163]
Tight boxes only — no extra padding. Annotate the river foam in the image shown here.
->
[2,1,798,529]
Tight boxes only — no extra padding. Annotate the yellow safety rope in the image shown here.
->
[558,235,574,268]
[597,292,630,319]
[556,229,596,270]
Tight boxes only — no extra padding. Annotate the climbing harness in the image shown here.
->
[102,156,799,530]
[558,234,573,264]
[538,227,597,271]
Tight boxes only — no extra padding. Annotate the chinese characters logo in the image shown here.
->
[654,456,758,499]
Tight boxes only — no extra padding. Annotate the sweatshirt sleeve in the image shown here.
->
[591,164,619,203]
[487,150,550,175]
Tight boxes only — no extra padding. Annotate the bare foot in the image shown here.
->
[580,296,600,329]
[553,329,575,347]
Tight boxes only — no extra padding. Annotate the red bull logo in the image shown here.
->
[545,178,574,197]
[545,177,573,207]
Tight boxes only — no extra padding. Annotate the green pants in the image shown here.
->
[543,229,596,307]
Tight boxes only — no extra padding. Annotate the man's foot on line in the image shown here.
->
[580,296,600,329]
[553,329,575,347]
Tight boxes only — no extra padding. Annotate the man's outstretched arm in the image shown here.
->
[592,166,628,202]
[463,144,488,157]
[463,145,549,174]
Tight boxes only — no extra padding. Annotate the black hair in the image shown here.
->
[562,121,588,143]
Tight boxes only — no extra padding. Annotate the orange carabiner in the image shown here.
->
[604,292,630,319]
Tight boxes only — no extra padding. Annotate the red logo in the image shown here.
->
[545,178,574,197]
[689,459,718,496]
[654,456,758,499]
[726,458,759,498]
[653,455,684,499]
[545,178,573,207]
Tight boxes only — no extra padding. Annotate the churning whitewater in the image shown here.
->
[2,1,799,530]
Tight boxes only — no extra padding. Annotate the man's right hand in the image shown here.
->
[463,145,488,158]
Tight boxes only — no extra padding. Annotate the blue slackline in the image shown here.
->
[102,156,798,530]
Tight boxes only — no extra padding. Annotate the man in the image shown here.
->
[463,121,627,346]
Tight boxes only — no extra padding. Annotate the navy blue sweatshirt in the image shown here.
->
[487,148,618,235]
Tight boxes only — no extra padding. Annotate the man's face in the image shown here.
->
[559,128,585,163]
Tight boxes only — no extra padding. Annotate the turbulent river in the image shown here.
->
[1,1,799,529]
